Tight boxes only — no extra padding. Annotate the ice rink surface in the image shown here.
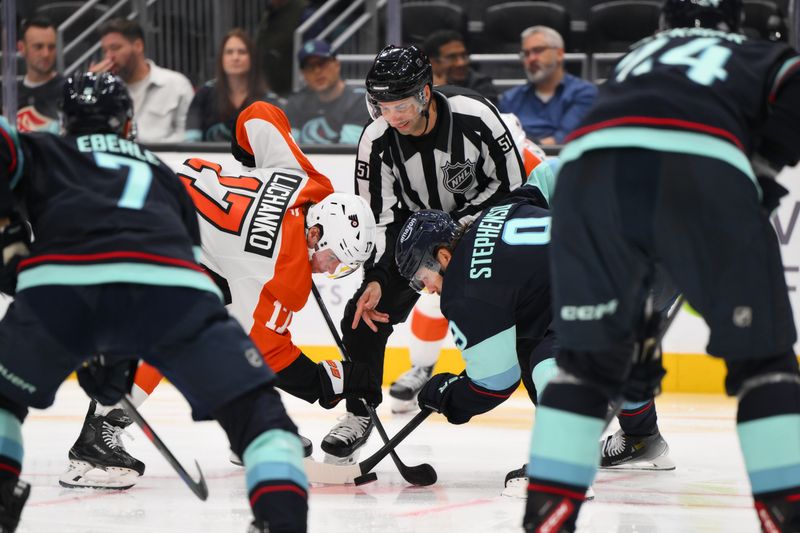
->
[16,381,759,532]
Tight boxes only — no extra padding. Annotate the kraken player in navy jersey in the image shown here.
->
[0,73,306,533]
[396,186,555,426]
[524,0,800,530]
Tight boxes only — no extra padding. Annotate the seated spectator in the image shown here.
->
[91,18,194,143]
[16,17,62,133]
[423,30,498,104]
[185,29,282,142]
[498,26,597,145]
[283,39,369,144]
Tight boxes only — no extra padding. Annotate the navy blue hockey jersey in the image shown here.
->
[440,185,552,390]
[0,119,218,296]
[561,28,800,180]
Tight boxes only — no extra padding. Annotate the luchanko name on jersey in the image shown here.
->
[245,172,302,258]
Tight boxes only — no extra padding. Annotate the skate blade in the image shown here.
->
[502,478,595,501]
[601,454,676,471]
[59,459,141,490]
[323,450,361,466]
[390,397,420,415]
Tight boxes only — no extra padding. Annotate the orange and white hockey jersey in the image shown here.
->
[177,102,334,372]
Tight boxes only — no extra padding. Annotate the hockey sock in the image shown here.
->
[408,304,448,368]
[531,358,559,402]
[737,374,800,528]
[130,362,163,406]
[93,361,164,417]
[617,399,658,436]
[244,429,308,532]
[277,354,324,404]
[525,380,608,531]
[0,409,22,482]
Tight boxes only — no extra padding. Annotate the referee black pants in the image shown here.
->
[341,265,420,416]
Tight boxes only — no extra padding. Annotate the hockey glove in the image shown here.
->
[418,372,464,419]
[622,309,667,403]
[757,176,789,215]
[317,360,381,409]
[0,214,30,295]
[77,355,138,406]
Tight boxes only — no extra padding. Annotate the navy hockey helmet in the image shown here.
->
[365,45,433,119]
[660,0,743,32]
[61,72,135,138]
[395,210,458,292]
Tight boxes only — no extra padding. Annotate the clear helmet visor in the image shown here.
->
[407,257,441,293]
[313,247,362,280]
[365,89,427,121]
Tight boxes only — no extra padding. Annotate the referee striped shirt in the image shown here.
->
[355,85,525,286]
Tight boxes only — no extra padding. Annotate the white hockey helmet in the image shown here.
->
[306,193,377,278]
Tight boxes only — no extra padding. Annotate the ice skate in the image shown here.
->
[389,365,433,413]
[246,519,268,533]
[755,494,800,533]
[59,401,145,490]
[0,478,30,533]
[600,428,675,470]
[321,413,372,464]
[502,464,594,500]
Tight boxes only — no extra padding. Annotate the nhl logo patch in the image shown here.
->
[441,160,476,194]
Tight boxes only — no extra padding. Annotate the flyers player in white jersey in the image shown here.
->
[60,101,379,490]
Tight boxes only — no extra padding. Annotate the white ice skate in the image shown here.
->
[389,365,433,414]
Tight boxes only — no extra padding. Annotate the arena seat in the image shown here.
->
[585,0,661,53]
[401,2,468,47]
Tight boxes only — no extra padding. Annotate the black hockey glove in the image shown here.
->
[757,176,789,215]
[622,311,668,403]
[77,355,138,406]
[0,214,30,295]
[418,372,464,418]
[317,360,381,409]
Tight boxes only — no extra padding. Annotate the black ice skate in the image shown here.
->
[321,413,373,464]
[755,494,800,533]
[59,400,145,490]
[600,428,675,470]
[389,365,433,413]
[0,478,30,533]
[246,519,268,533]
[503,464,594,500]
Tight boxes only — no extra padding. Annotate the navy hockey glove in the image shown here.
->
[317,360,381,409]
[418,372,464,418]
[77,355,138,406]
[0,214,30,295]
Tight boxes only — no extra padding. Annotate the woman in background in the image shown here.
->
[185,28,282,141]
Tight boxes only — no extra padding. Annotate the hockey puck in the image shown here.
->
[353,472,378,486]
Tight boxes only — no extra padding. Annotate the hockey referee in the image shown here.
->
[320,44,527,462]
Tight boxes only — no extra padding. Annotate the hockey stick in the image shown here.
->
[304,407,432,484]
[120,395,209,500]
[311,283,437,486]
[605,295,684,425]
